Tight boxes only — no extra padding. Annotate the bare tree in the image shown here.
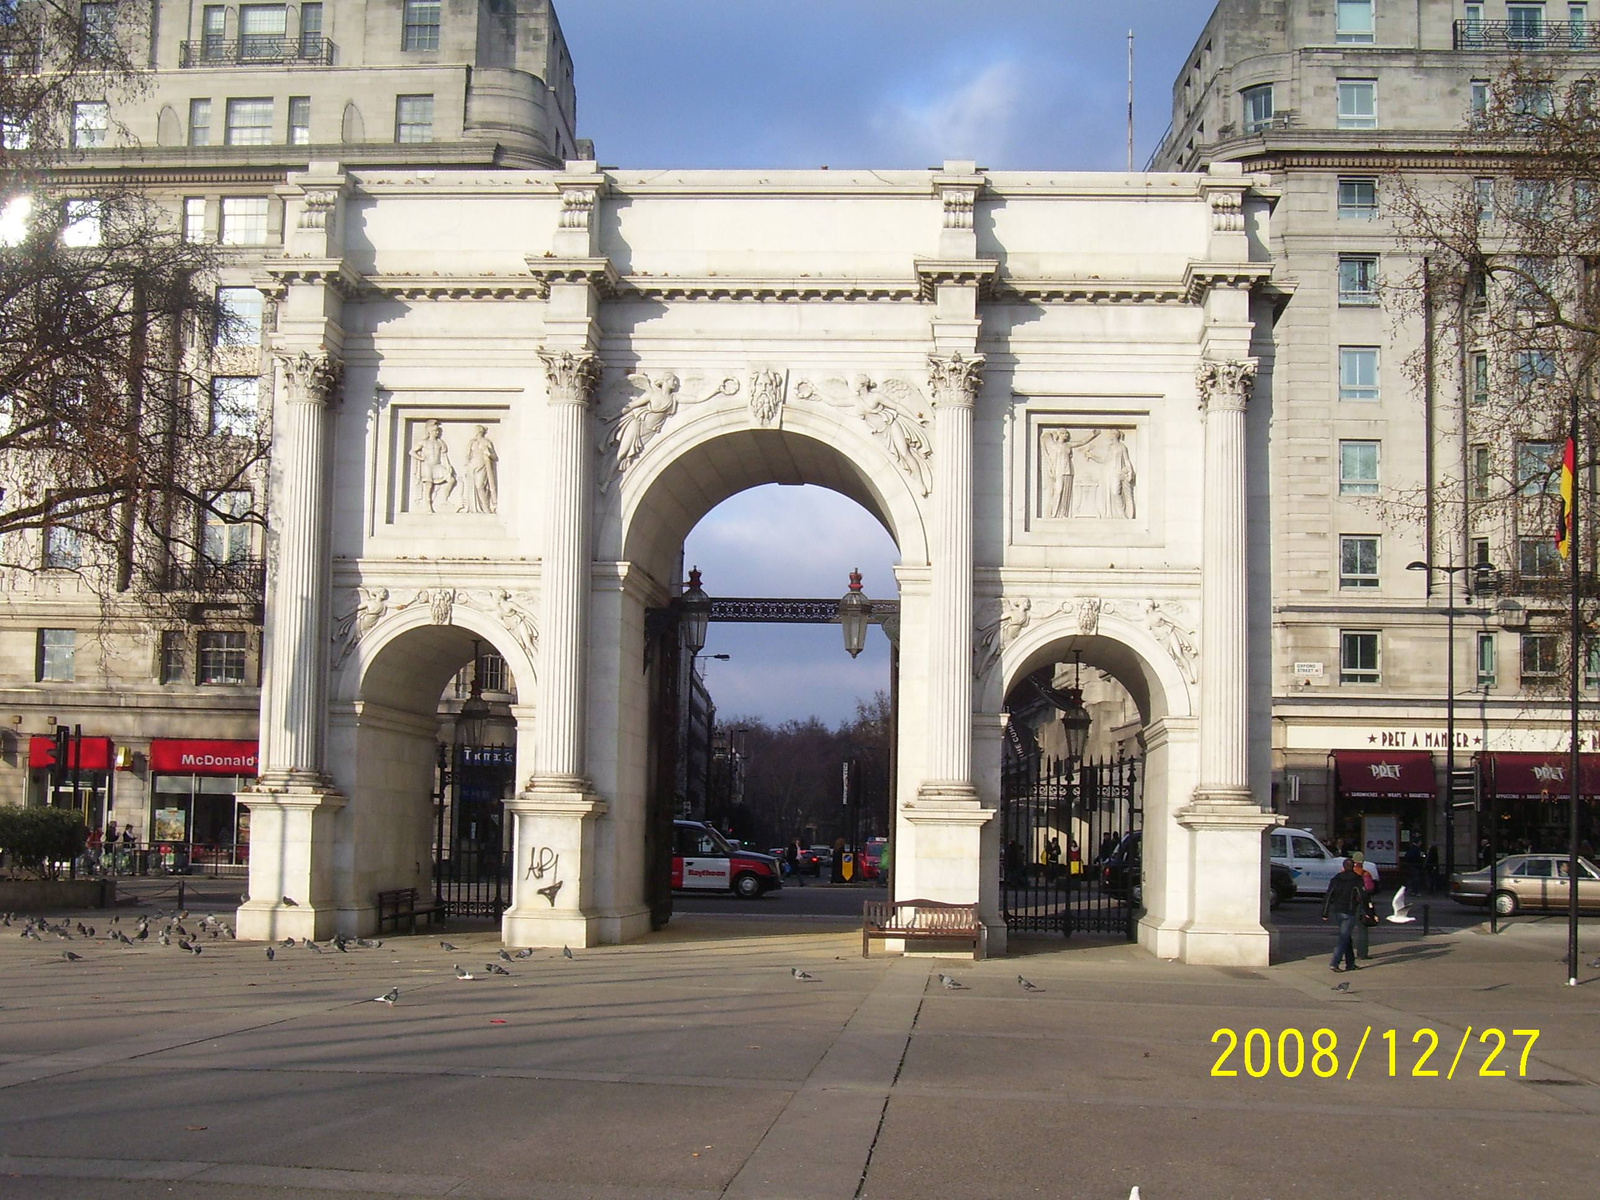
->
[1,1,262,598]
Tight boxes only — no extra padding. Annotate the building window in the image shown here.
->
[1510,80,1555,128]
[1522,633,1561,682]
[1517,440,1560,495]
[1513,180,1553,219]
[210,377,258,437]
[38,629,76,682]
[215,286,263,348]
[1576,179,1598,220]
[1516,349,1557,387]
[1472,537,1493,570]
[160,631,188,685]
[1340,630,1380,684]
[43,513,82,570]
[79,3,118,58]
[199,631,248,685]
[1587,639,1600,689]
[1521,536,1560,578]
[1339,440,1380,495]
[1508,3,1548,44]
[225,98,274,146]
[1242,84,1274,134]
[1470,351,1490,406]
[72,101,108,148]
[1,116,29,151]
[1337,80,1377,129]
[288,96,310,145]
[1340,536,1380,589]
[1338,255,1378,305]
[201,491,253,563]
[1337,176,1377,219]
[1477,631,1498,688]
[239,5,287,60]
[1335,0,1375,43]
[402,0,441,51]
[201,5,226,59]
[1474,177,1495,222]
[1573,4,1591,47]
[1471,444,1492,500]
[299,3,323,57]
[1470,79,1490,119]
[183,196,207,243]
[188,98,212,147]
[396,94,434,143]
[61,199,102,247]
[1339,346,1380,401]
[219,196,269,245]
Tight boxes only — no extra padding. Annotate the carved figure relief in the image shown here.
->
[460,425,499,514]
[1074,597,1102,637]
[409,419,457,512]
[492,588,539,667]
[1039,426,1136,520]
[795,375,933,496]
[330,586,538,681]
[973,597,1032,678]
[1144,600,1199,684]
[749,368,787,426]
[331,586,389,668]
[601,373,740,483]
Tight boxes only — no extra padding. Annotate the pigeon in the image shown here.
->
[158,932,170,947]
[1385,886,1417,924]
[1017,975,1041,992]
[454,964,476,980]
[333,936,348,953]
[372,987,399,1005]
[440,941,459,952]
[62,951,82,962]
[280,937,296,947]
[304,940,323,954]
[497,949,513,963]
[938,973,967,990]
[1589,957,1600,970]
[190,943,203,956]
[1333,981,1351,993]
[486,963,511,976]
[791,968,817,982]
[266,947,275,961]
[135,926,148,941]
[281,897,298,907]
[513,947,534,959]
[176,911,189,921]
[562,945,574,960]
[178,939,193,952]
[356,938,382,949]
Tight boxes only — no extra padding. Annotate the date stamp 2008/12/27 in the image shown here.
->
[1209,1027,1541,1080]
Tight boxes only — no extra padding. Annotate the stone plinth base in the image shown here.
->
[900,782,995,910]
[235,783,346,942]
[501,777,608,948]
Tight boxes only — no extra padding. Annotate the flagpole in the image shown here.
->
[1567,403,1581,988]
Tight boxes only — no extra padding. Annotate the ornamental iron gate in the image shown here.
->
[1000,748,1142,938]
[433,743,514,919]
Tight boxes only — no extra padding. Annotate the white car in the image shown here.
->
[1269,828,1380,897]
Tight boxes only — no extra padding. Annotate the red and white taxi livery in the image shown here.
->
[672,820,783,898]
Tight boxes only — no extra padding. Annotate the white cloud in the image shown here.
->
[868,60,1026,166]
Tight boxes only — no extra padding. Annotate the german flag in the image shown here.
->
[1557,436,1577,559]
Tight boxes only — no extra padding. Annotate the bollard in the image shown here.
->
[1422,903,1430,936]
[177,880,185,911]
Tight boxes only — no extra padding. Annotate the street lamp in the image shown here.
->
[456,641,491,748]
[839,568,871,658]
[681,566,710,654]
[1059,652,1093,763]
[1407,559,1497,885]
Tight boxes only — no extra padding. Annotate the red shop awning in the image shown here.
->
[1333,750,1436,800]
[1484,752,1600,800]
[149,739,258,777]
[28,735,113,771]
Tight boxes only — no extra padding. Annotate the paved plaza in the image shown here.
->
[1,901,1596,1200]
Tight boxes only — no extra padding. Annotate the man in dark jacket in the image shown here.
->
[1322,859,1365,972]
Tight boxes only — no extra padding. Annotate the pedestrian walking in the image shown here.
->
[1351,854,1378,960]
[786,837,805,887]
[1321,858,1365,973]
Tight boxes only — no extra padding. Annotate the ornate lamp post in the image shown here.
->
[681,567,710,655]
[839,569,872,658]
[1059,653,1093,764]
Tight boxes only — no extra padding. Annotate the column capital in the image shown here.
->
[928,351,985,409]
[539,348,602,406]
[1195,358,1257,414]
[275,349,343,406]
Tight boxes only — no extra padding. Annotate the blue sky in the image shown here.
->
[559,1,1222,724]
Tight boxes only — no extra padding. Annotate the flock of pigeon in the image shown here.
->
[791,964,1043,992]
[357,941,579,1005]
[6,908,235,959]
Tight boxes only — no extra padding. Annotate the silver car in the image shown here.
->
[1449,854,1600,916]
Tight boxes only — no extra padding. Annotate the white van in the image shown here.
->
[1269,828,1379,897]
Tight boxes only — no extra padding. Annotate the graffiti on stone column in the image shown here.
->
[526,845,563,905]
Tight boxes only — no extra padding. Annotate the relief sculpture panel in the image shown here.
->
[1038,426,1137,520]
[402,418,501,516]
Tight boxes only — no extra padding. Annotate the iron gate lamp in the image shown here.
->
[839,568,871,658]
[1059,652,1093,763]
[456,640,491,748]
[681,566,710,654]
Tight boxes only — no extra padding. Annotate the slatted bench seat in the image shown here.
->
[375,886,445,934]
[862,897,987,959]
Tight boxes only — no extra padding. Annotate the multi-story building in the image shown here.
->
[1152,0,1600,872]
[0,0,581,860]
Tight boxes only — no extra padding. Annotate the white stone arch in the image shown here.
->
[334,597,538,709]
[602,391,932,585]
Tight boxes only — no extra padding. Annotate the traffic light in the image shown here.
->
[1450,767,1479,810]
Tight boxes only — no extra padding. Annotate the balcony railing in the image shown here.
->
[161,556,266,596]
[1454,19,1600,50]
[179,37,335,68]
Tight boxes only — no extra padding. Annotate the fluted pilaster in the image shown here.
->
[533,349,601,781]
[1195,358,1255,801]
[258,350,342,786]
[923,352,983,788]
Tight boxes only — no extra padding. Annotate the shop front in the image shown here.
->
[1477,752,1600,859]
[1329,750,1437,868]
[28,735,114,830]
[148,739,258,871]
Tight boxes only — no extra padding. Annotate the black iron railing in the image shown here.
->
[179,37,335,67]
[161,556,266,595]
[1454,19,1600,50]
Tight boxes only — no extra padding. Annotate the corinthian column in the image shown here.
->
[259,349,343,786]
[920,351,984,798]
[1194,358,1256,802]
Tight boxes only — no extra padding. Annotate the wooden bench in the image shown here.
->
[375,887,445,934]
[862,898,987,960]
